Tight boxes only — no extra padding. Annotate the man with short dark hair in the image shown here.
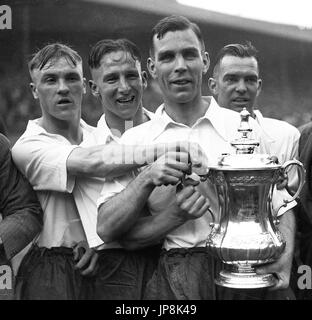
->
[208,42,299,177]
[208,42,299,299]
[74,38,156,300]
[97,16,297,300]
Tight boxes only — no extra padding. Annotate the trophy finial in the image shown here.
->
[231,108,259,154]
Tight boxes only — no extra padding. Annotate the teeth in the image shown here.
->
[117,98,133,103]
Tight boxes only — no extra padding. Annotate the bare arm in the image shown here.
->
[97,151,190,242]
[118,184,210,250]
[67,143,158,179]
[67,140,209,179]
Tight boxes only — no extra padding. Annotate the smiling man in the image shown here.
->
[96,17,297,300]
[72,39,158,300]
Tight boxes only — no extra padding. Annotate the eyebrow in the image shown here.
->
[158,46,199,56]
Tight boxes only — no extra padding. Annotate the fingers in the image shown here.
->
[176,185,211,220]
[80,252,99,276]
[256,263,290,291]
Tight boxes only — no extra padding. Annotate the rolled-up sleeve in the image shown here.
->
[0,135,43,259]
[12,134,78,193]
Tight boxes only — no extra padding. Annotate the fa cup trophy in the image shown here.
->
[206,108,305,288]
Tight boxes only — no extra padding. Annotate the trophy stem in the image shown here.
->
[215,264,277,289]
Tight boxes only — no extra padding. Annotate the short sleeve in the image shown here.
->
[12,135,79,193]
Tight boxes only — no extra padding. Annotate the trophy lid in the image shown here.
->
[210,108,280,171]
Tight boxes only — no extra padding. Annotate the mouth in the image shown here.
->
[57,98,72,105]
[116,96,135,104]
[171,78,192,86]
[232,98,249,105]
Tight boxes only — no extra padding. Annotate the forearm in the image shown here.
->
[97,170,156,243]
[67,144,165,179]
[0,206,42,259]
[118,210,185,250]
[278,209,296,264]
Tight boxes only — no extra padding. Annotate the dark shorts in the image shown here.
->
[15,245,93,300]
[145,247,295,300]
[93,246,160,300]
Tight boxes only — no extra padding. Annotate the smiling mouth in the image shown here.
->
[116,96,135,104]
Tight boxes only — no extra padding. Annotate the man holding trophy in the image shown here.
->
[96,16,301,300]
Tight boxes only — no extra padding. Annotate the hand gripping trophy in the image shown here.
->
[206,108,305,289]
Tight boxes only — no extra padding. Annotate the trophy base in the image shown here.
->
[215,265,277,289]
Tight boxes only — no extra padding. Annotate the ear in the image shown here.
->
[202,51,210,75]
[82,77,87,94]
[30,83,38,99]
[208,77,218,95]
[141,71,148,89]
[147,57,157,79]
[89,80,100,98]
[256,78,262,97]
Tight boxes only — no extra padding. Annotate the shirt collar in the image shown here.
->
[253,109,275,143]
[97,108,154,144]
[26,118,93,139]
[152,96,228,141]
[97,115,119,144]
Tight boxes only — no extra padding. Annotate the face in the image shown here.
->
[90,50,147,121]
[31,57,86,122]
[209,55,262,115]
[148,28,209,105]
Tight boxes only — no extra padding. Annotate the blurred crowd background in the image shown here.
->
[1,0,312,144]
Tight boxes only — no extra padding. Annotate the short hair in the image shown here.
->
[28,43,82,74]
[149,15,205,57]
[88,38,142,70]
[213,42,259,77]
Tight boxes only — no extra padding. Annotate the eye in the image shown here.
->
[224,75,237,83]
[158,53,174,62]
[66,73,81,82]
[184,50,198,59]
[127,73,139,80]
[103,75,118,84]
[44,77,56,84]
[246,77,258,84]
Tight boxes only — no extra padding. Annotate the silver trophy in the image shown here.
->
[206,108,305,289]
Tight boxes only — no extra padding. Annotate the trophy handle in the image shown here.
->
[277,159,306,209]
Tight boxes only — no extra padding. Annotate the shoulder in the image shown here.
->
[300,122,312,138]
[0,133,10,150]
[121,119,154,144]
[0,134,11,163]
[262,117,300,139]
[299,122,312,152]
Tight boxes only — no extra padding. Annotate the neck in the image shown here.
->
[163,96,210,127]
[39,115,82,145]
[105,105,146,137]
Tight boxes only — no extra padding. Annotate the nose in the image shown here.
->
[235,79,247,93]
[118,77,130,93]
[174,55,187,73]
[57,79,69,94]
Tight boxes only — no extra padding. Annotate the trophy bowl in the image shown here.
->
[205,109,305,289]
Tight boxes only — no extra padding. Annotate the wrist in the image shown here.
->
[137,166,156,190]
